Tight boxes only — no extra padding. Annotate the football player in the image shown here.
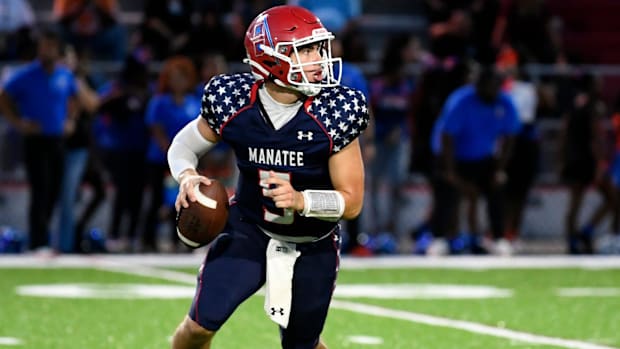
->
[166,5,369,349]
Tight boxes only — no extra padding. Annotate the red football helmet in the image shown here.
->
[243,5,342,96]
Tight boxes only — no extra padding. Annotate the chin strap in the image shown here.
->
[244,57,322,97]
[273,78,321,96]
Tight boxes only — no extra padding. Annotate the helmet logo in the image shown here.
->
[249,14,274,58]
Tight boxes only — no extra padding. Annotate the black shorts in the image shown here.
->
[562,158,595,186]
[506,137,540,196]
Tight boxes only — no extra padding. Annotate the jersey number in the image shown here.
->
[259,170,294,225]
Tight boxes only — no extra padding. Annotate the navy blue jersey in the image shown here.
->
[200,73,369,239]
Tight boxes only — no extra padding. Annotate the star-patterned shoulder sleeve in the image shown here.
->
[200,73,255,135]
[307,85,370,153]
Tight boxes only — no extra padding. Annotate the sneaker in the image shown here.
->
[427,238,449,256]
[493,238,514,256]
[350,245,374,257]
[469,235,490,255]
[596,233,616,254]
[449,232,471,254]
[613,235,620,254]
[105,238,129,253]
[410,222,431,240]
[413,230,434,255]
[373,232,398,255]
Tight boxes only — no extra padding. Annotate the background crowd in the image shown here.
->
[1,0,620,256]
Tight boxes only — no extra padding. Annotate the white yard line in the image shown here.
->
[0,337,22,345]
[331,300,619,349]
[2,255,620,269]
[87,259,620,349]
[92,259,198,285]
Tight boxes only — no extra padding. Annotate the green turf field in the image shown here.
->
[0,256,619,349]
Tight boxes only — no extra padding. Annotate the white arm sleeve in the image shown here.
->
[167,117,216,182]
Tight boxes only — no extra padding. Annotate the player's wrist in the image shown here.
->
[294,191,305,213]
[178,169,198,182]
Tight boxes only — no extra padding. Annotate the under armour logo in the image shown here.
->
[270,307,285,316]
[297,131,313,141]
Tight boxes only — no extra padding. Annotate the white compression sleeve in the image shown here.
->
[300,190,345,221]
[167,117,215,182]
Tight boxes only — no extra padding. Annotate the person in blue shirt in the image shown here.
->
[429,66,520,255]
[94,54,150,252]
[0,30,78,253]
[408,59,470,253]
[143,55,200,252]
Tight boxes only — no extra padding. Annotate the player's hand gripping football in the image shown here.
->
[176,169,212,211]
[263,171,304,212]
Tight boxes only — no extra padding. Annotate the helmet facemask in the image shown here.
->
[246,28,342,96]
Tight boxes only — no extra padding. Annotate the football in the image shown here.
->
[176,180,229,248]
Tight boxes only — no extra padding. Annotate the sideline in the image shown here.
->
[330,300,620,349]
[2,255,620,269]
